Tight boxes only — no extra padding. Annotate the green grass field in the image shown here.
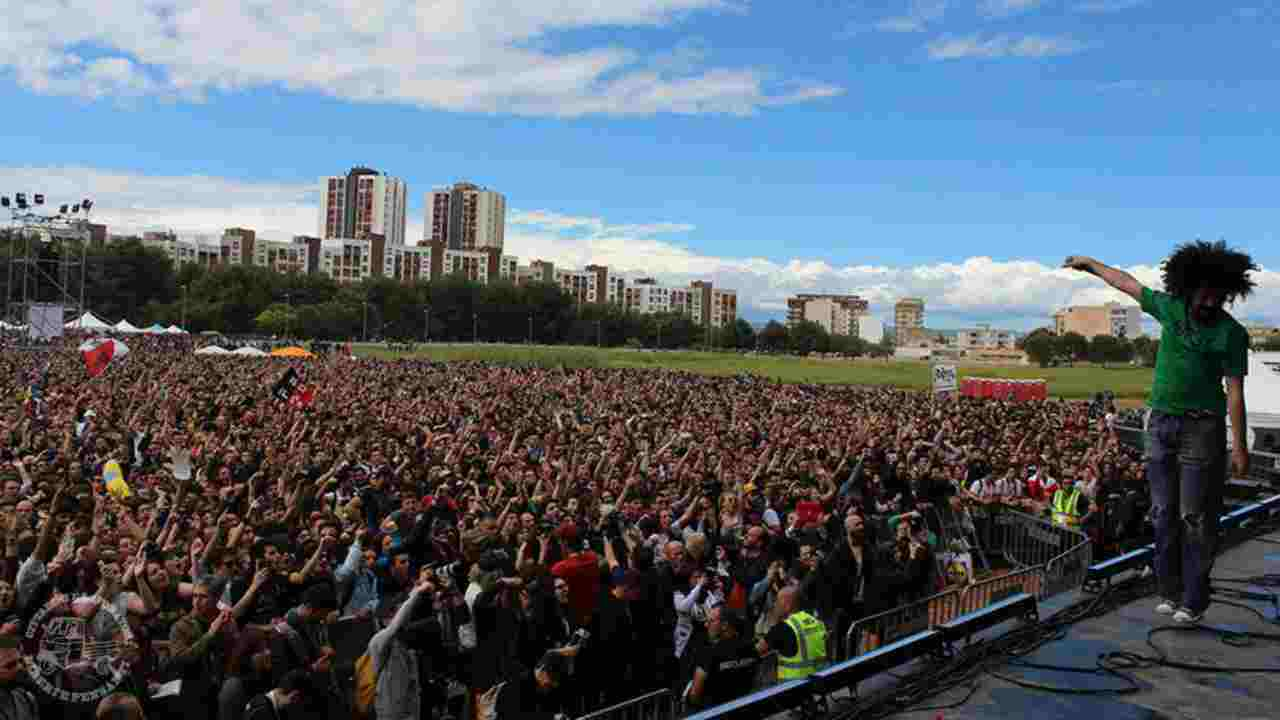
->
[356,343,1153,400]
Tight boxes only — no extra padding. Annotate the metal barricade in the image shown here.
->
[575,689,678,720]
[1114,424,1145,450]
[1044,534,1093,597]
[993,508,1088,570]
[844,588,961,658]
[1246,450,1280,484]
[956,566,1047,613]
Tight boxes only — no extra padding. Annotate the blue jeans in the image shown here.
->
[1145,410,1227,613]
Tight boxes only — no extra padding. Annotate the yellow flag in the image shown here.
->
[103,461,130,499]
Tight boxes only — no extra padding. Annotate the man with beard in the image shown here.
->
[1067,242,1254,624]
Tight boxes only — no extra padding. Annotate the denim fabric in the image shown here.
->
[1145,410,1227,613]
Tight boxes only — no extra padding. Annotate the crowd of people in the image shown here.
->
[0,333,1149,720]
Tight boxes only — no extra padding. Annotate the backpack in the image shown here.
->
[353,652,379,720]
[353,633,395,720]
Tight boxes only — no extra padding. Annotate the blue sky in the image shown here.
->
[1,0,1278,329]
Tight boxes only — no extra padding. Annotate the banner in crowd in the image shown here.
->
[932,364,958,394]
[272,367,301,402]
[79,338,130,377]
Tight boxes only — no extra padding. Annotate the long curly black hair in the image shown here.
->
[1160,239,1258,304]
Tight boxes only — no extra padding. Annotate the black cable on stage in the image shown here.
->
[823,508,1280,720]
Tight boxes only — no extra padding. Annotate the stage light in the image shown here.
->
[59,205,69,215]
[939,592,1037,645]
[1086,545,1153,586]
[1,197,9,208]
[33,194,43,205]
[72,204,80,214]
[82,198,93,211]
[15,193,28,209]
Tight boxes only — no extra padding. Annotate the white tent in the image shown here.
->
[232,347,269,357]
[65,312,113,331]
[164,325,187,335]
[0,321,25,331]
[144,324,167,335]
[1234,351,1280,453]
[195,346,231,355]
[114,319,144,334]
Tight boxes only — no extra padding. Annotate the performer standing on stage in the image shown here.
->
[1064,241,1256,623]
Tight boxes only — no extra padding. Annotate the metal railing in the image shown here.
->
[575,689,679,720]
[992,508,1089,570]
[845,508,1088,658]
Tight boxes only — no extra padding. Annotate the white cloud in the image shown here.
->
[979,0,1046,18]
[875,1,949,33]
[0,1,841,117]
[8,165,1280,329]
[927,33,1086,59]
[1073,0,1148,12]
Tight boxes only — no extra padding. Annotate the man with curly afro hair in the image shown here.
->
[1064,240,1256,624]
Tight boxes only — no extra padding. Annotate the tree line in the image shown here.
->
[1017,327,1158,368]
[1,234,895,354]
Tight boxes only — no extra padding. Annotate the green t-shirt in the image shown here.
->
[1139,287,1249,416]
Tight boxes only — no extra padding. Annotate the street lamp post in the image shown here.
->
[597,320,602,348]
[284,292,291,339]
[473,312,478,343]
[528,314,533,345]
[181,284,188,330]
[362,301,368,342]
[424,307,430,342]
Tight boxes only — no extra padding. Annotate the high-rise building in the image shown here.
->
[320,167,407,247]
[424,182,506,251]
[894,297,926,346]
[1052,302,1141,339]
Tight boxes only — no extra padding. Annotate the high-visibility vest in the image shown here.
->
[777,611,828,680]
[1052,487,1083,527]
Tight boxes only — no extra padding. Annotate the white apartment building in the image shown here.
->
[318,237,384,284]
[499,255,520,281]
[555,268,597,304]
[320,167,408,247]
[955,324,1017,349]
[253,239,312,275]
[853,315,884,344]
[444,249,485,283]
[425,182,506,251]
[622,279,737,328]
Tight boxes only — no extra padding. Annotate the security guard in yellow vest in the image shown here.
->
[1050,477,1087,529]
[756,587,828,682]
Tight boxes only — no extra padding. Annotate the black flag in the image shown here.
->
[272,367,300,402]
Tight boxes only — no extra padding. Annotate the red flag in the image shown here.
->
[79,338,129,377]
[289,385,315,408]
